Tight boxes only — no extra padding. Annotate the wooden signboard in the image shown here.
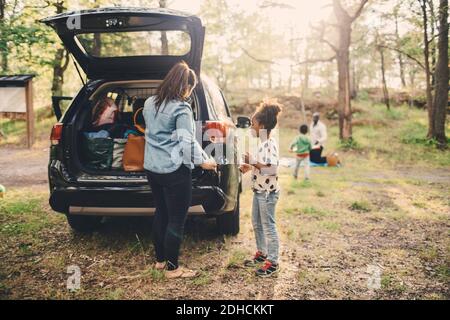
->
[0,75,35,148]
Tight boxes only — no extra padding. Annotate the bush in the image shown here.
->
[339,137,360,150]
[349,201,371,213]
[400,122,449,147]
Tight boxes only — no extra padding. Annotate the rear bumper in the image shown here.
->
[49,185,228,216]
[49,158,239,216]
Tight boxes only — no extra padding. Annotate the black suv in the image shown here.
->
[42,8,251,235]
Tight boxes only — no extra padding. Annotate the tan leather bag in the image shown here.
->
[123,108,145,172]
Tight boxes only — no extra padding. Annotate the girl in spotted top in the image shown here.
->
[240,101,282,277]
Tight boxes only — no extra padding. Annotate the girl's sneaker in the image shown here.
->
[256,261,280,277]
[244,251,267,267]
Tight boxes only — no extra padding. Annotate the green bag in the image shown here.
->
[81,136,114,170]
[112,138,127,169]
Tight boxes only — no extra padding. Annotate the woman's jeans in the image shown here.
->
[145,165,192,270]
[252,191,280,264]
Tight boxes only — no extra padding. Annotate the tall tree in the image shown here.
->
[50,0,70,97]
[432,0,448,148]
[379,46,390,110]
[322,0,369,141]
[0,0,6,72]
[393,4,407,88]
[418,0,435,137]
[159,0,169,55]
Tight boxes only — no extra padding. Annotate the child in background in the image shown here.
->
[240,101,282,277]
[290,124,311,180]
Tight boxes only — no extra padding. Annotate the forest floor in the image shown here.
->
[0,101,449,300]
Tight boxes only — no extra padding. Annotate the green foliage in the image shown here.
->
[400,122,449,146]
[349,201,372,213]
[338,137,360,150]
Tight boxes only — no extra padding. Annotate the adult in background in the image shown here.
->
[310,112,328,164]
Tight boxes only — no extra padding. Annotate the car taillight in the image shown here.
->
[203,121,229,143]
[50,123,63,145]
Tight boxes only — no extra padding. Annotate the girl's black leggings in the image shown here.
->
[145,165,192,270]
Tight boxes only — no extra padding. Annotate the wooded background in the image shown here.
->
[0,0,448,147]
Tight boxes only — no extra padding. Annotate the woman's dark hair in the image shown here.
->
[254,101,283,134]
[154,61,198,112]
[300,124,308,134]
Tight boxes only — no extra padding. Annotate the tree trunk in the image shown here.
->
[420,0,435,138]
[1,49,7,73]
[335,13,353,140]
[337,43,352,140]
[332,0,368,141]
[288,34,294,93]
[0,0,7,73]
[432,0,448,148]
[92,32,102,56]
[288,64,293,92]
[51,1,69,97]
[429,0,437,87]
[0,0,4,19]
[268,66,272,89]
[159,0,169,55]
[379,47,390,110]
[91,4,101,56]
[303,63,310,97]
[350,61,357,99]
[395,14,407,88]
[51,49,66,96]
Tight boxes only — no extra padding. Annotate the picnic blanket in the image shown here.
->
[279,157,341,168]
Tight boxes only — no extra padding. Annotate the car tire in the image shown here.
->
[66,214,103,233]
[216,195,240,236]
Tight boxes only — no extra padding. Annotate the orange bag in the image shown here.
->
[123,108,145,172]
[326,152,340,167]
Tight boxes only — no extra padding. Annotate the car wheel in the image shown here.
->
[216,195,240,236]
[66,214,103,233]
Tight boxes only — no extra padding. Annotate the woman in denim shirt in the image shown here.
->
[143,62,217,279]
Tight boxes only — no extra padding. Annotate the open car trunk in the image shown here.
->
[73,80,200,181]
[41,7,205,79]
[75,81,157,179]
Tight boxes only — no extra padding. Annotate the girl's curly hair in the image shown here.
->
[254,100,283,134]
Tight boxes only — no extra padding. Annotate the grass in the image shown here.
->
[436,265,450,282]
[0,116,55,147]
[190,271,212,286]
[0,100,449,299]
[0,198,43,216]
[338,137,361,151]
[144,268,165,282]
[419,246,439,262]
[302,206,330,218]
[349,201,372,213]
[104,288,125,300]
[226,249,247,269]
[318,221,341,232]
[0,190,57,237]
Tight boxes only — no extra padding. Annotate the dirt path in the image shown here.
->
[0,142,49,188]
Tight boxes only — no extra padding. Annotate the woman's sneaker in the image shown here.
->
[244,251,267,267]
[255,261,280,277]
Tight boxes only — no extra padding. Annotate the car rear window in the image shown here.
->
[75,30,191,57]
